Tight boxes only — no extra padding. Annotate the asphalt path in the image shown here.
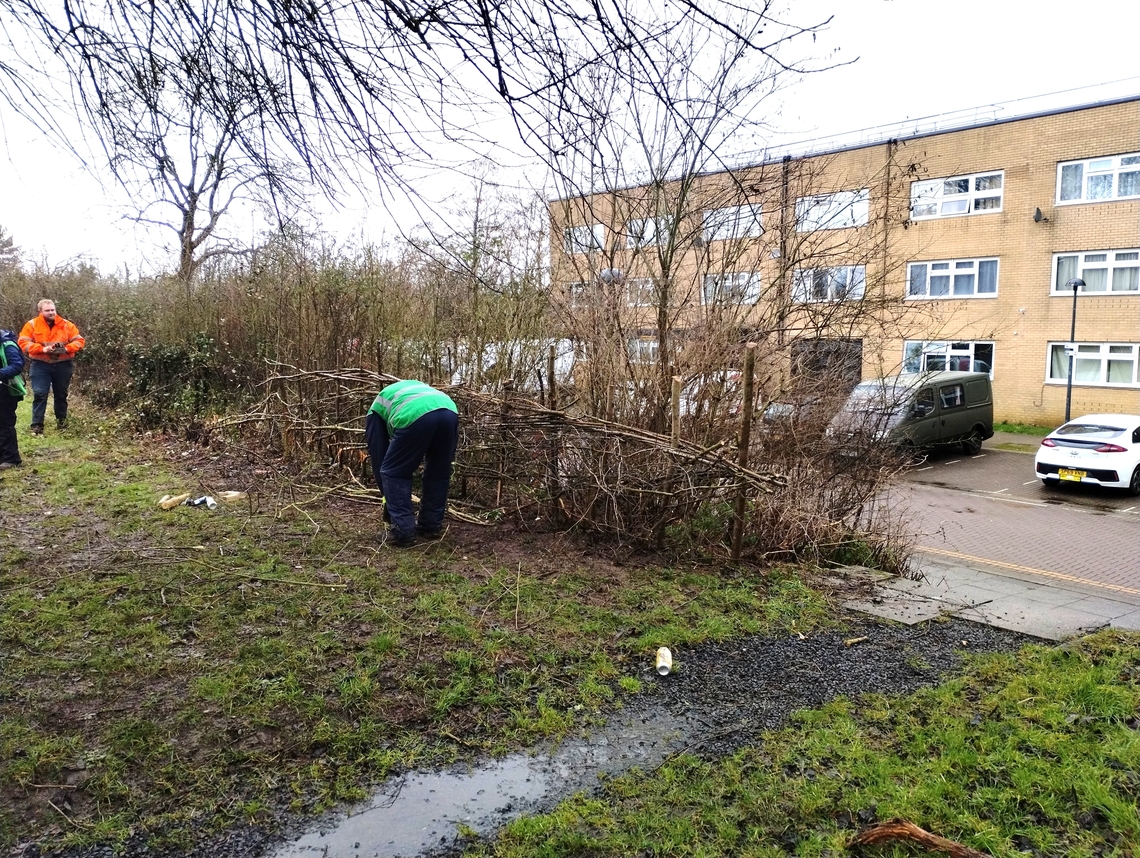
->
[900,444,1140,600]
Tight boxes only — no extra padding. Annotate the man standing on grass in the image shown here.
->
[365,380,459,547]
[18,299,85,434]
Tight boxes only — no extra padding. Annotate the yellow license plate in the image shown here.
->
[1059,468,1086,482]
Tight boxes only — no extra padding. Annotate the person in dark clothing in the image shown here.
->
[365,380,459,547]
[0,328,26,470]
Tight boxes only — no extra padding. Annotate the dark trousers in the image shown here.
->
[0,392,19,464]
[365,408,459,539]
[29,360,74,427]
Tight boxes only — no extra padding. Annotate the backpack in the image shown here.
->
[0,340,26,400]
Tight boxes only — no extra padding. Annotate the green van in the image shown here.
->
[826,371,994,454]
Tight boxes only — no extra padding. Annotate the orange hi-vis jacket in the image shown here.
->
[18,315,85,363]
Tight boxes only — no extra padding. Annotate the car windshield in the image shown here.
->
[845,381,915,418]
[1056,423,1125,437]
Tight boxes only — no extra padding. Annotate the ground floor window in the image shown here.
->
[629,335,659,364]
[791,338,863,388]
[1047,342,1140,386]
[903,341,993,374]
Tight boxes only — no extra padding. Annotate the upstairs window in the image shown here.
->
[702,272,761,305]
[907,257,998,299]
[792,265,866,303]
[702,204,763,242]
[1053,250,1140,293]
[626,277,655,306]
[910,171,1003,219]
[625,216,672,249]
[795,190,869,231]
[563,223,604,254]
[1057,153,1140,203]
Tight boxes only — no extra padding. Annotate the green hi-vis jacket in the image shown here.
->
[368,380,457,430]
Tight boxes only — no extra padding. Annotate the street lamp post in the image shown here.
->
[1064,277,1085,423]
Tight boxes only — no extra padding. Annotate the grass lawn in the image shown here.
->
[2,402,1137,856]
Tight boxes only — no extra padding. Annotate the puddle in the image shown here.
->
[271,700,698,858]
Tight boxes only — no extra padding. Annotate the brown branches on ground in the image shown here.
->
[850,819,994,858]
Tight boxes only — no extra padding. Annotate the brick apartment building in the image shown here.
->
[550,96,1140,425]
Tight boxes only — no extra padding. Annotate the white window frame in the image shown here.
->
[1056,153,1140,204]
[1052,249,1140,294]
[702,204,763,242]
[1046,342,1140,388]
[702,272,761,306]
[629,336,660,364]
[792,265,866,303]
[625,216,672,249]
[795,190,869,231]
[907,257,999,299]
[626,276,655,307]
[910,171,1004,220]
[564,223,604,254]
[903,341,994,375]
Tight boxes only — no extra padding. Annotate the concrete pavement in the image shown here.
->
[844,429,1140,641]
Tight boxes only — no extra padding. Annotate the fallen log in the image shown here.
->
[849,818,993,858]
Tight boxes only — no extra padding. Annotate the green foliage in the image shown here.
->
[124,332,233,427]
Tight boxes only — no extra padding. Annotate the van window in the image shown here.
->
[915,388,935,416]
[939,384,965,409]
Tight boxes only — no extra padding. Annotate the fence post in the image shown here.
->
[671,375,682,447]
[547,344,558,410]
[731,343,757,563]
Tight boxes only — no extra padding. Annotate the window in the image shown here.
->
[703,204,763,242]
[567,281,588,306]
[1057,153,1140,204]
[626,277,655,306]
[792,266,866,302]
[791,338,863,387]
[903,341,993,374]
[910,171,1003,219]
[629,336,659,363]
[939,383,965,410]
[564,223,604,254]
[1053,250,1140,294]
[1047,342,1140,387]
[795,190,869,231]
[907,257,998,298]
[625,216,671,249]
[702,272,761,305]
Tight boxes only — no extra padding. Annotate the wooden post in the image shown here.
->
[547,344,558,410]
[731,343,757,563]
[496,380,514,508]
[670,375,682,447]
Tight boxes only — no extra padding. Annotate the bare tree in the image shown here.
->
[0,1,830,265]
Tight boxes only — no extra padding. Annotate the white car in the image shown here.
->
[1034,414,1140,495]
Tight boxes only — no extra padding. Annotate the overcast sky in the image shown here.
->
[1,0,1137,275]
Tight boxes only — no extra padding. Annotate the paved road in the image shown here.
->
[900,444,1140,601]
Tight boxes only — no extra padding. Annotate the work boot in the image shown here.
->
[57,418,68,430]
[387,529,416,548]
[0,461,19,471]
[416,525,443,540]
[29,424,43,435]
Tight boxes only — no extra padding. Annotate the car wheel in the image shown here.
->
[1129,466,1140,497]
[961,430,983,455]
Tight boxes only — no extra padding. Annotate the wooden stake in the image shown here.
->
[731,343,757,563]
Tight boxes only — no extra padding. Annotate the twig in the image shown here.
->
[849,818,993,857]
